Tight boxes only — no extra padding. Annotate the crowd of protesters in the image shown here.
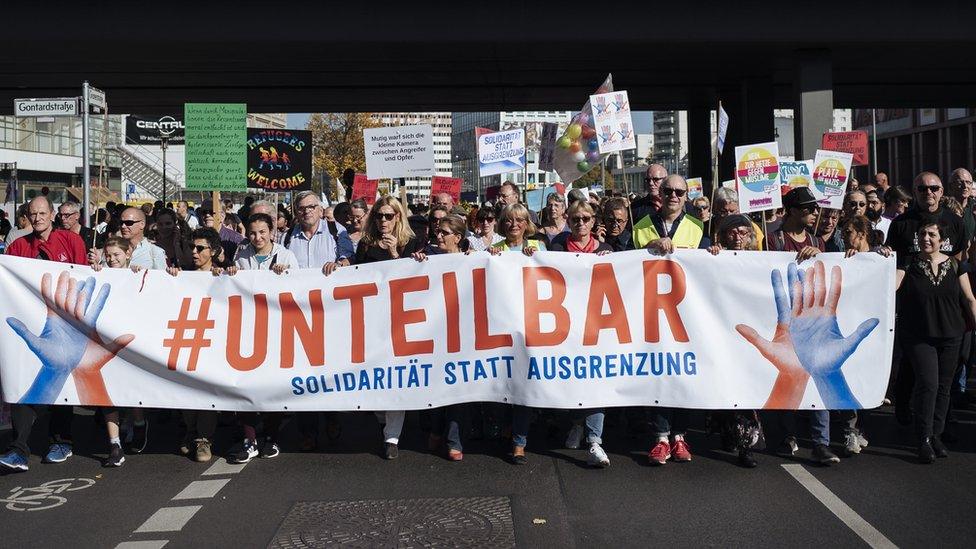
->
[1,163,975,472]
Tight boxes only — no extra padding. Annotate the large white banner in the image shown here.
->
[0,251,895,411]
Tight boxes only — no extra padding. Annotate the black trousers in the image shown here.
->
[7,404,74,457]
[905,335,962,439]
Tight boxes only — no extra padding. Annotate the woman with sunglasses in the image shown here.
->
[354,196,421,459]
[843,191,868,221]
[412,215,471,461]
[490,204,546,256]
[467,207,504,251]
[544,201,613,467]
[691,197,711,223]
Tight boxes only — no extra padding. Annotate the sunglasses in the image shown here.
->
[435,229,456,237]
[695,205,710,210]
[569,215,593,224]
[661,187,687,197]
[120,219,143,226]
[193,245,211,253]
[847,202,867,208]
[917,185,942,194]
[376,213,397,221]
[478,216,495,223]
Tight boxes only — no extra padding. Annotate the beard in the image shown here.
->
[866,208,881,221]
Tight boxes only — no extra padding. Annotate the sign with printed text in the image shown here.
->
[478,128,526,177]
[126,115,186,145]
[686,177,704,200]
[779,160,814,196]
[246,128,312,192]
[351,173,379,206]
[0,252,894,411]
[538,122,559,172]
[14,98,79,118]
[590,91,636,153]
[821,131,869,166]
[734,142,782,213]
[364,125,435,180]
[811,150,853,209]
[430,176,462,204]
[184,103,247,191]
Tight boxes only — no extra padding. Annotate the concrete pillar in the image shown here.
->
[793,50,833,161]
[718,77,775,182]
[687,107,712,189]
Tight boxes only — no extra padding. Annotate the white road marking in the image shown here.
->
[782,464,898,549]
[172,479,231,501]
[201,458,247,476]
[115,541,169,549]
[134,506,203,533]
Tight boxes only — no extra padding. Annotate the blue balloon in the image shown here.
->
[587,138,599,151]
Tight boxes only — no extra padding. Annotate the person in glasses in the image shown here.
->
[89,207,167,269]
[353,196,421,460]
[56,201,96,250]
[886,172,967,260]
[630,163,667,222]
[633,174,710,253]
[495,182,540,225]
[596,197,634,251]
[467,206,504,252]
[424,205,450,249]
[690,197,711,223]
[490,203,546,255]
[842,190,868,221]
[947,168,976,248]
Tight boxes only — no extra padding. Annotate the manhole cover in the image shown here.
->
[269,496,515,548]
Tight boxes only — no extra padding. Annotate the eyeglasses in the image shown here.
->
[725,227,753,238]
[604,217,627,226]
[435,229,456,237]
[296,204,319,213]
[120,219,143,226]
[569,215,593,224]
[661,187,687,197]
[58,211,78,217]
[478,216,495,223]
[193,245,211,253]
[376,213,397,221]
[846,202,867,208]
[503,218,528,226]
[799,205,820,213]
[695,205,710,211]
[917,185,942,194]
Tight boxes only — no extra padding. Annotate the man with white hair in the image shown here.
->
[57,201,95,249]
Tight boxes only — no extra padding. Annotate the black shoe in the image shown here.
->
[918,438,936,464]
[775,436,798,457]
[259,438,280,459]
[812,444,840,465]
[127,421,148,454]
[738,449,758,468]
[104,443,125,467]
[384,442,399,460]
[931,437,949,458]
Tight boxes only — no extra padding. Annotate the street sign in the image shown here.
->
[88,86,107,114]
[13,98,79,117]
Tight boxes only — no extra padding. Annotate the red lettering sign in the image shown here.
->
[430,176,463,204]
[821,131,869,166]
[351,173,379,205]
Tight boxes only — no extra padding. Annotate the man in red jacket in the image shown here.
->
[1,196,87,472]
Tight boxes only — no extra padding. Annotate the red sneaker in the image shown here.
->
[648,440,671,465]
[671,438,692,462]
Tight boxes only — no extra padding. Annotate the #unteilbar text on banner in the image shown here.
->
[0,252,894,412]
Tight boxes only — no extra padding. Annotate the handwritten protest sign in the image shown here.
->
[430,176,462,204]
[184,103,247,191]
[779,160,814,196]
[364,125,435,180]
[822,131,869,166]
[734,142,782,213]
[246,128,312,192]
[811,150,853,209]
[351,173,379,206]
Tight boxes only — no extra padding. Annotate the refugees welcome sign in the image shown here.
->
[0,252,894,412]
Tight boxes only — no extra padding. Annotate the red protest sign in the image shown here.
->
[351,173,379,206]
[430,176,462,204]
[821,131,869,166]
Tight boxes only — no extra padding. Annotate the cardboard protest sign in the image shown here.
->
[364,125,435,179]
[184,103,247,191]
[822,131,869,166]
[478,128,526,176]
[686,177,704,200]
[430,176,462,204]
[590,90,636,153]
[245,128,312,192]
[779,160,814,196]
[351,173,379,206]
[734,142,782,213]
[811,149,853,209]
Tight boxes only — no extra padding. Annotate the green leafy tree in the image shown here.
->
[306,113,381,198]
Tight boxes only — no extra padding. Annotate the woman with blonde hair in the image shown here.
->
[490,203,546,255]
[352,195,421,459]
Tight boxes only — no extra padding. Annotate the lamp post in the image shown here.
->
[160,134,169,203]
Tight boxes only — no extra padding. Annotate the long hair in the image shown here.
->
[497,203,537,238]
[361,195,415,250]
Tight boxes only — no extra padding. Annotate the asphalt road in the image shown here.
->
[1,403,974,548]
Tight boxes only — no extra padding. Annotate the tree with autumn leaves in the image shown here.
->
[306,113,381,199]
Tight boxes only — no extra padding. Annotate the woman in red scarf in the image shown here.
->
[547,201,612,255]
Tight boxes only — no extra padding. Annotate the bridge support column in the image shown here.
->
[793,50,834,161]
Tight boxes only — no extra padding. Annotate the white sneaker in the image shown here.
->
[857,431,869,448]
[587,443,610,468]
[565,424,584,449]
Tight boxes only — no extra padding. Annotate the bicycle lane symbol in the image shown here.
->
[1,478,96,512]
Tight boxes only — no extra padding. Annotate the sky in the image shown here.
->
[287,111,654,133]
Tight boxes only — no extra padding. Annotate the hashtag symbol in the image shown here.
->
[163,297,215,371]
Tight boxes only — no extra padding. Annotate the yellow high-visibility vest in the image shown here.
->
[633,214,704,249]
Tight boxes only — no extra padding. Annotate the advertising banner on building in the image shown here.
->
[478,128,526,177]
[245,128,312,192]
[125,115,186,146]
[734,142,782,213]
[0,252,894,412]
[811,149,854,209]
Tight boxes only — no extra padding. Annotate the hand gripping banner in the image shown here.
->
[0,251,895,411]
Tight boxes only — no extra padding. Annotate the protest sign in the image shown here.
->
[430,176,462,204]
[734,142,782,213]
[478,128,526,177]
[721,179,736,189]
[245,128,312,192]
[538,122,559,172]
[822,131,869,166]
[779,160,814,196]
[351,173,379,206]
[717,103,729,154]
[590,91,636,153]
[686,178,704,200]
[0,251,894,411]
[364,125,435,180]
[554,74,614,184]
[811,149,854,209]
[184,103,247,191]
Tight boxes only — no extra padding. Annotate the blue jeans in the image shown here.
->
[512,405,533,448]
[570,409,605,445]
[649,408,689,438]
[778,410,830,446]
